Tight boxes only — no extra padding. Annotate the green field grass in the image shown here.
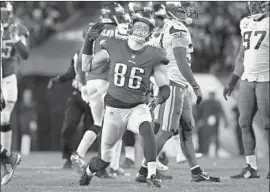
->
[1,152,269,192]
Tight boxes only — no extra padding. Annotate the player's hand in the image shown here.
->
[223,85,234,101]
[87,22,104,40]
[9,23,20,43]
[148,96,159,111]
[0,90,6,112]
[47,76,60,89]
[192,85,202,105]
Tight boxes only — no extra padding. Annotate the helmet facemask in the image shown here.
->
[1,3,13,28]
[247,1,269,15]
[130,19,153,44]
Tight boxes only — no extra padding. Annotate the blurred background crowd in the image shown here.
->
[5,1,267,159]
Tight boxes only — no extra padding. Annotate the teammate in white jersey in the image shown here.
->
[224,1,269,179]
[136,2,220,183]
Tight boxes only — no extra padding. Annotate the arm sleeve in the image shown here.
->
[58,52,77,82]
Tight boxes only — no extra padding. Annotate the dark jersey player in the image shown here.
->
[79,2,170,188]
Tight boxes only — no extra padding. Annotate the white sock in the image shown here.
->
[125,146,135,162]
[110,140,122,170]
[147,161,157,178]
[21,134,31,156]
[246,155,258,170]
[77,130,97,158]
[0,145,4,153]
[1,130,12,151]
[86,165,94,176]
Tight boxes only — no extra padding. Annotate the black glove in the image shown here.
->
[47,76,60,89]
[0,89,6,112]
[223,74,240,100]
[87,22,104,40]
[192,85,202,105]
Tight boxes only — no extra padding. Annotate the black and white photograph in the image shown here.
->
[0,1,269,192]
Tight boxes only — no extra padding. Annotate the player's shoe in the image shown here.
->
[1,153,22,186]
[79,169,94,186]
[135,167,172,183]
[96,169,114,179]
[146,174,163,188]
[109,167,125,176]
[267,172,269,179]
[70,152,86,174]
[176,153,203,163]
[191,171,220,182]
[157,159,168,172]
[62,159,72,169]
[121,158,135,169]
[230,164,260,179]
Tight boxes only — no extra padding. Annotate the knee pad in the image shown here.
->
[89,156,110,173]
[90,125,101,135]
[1,102,15,125]
[0,124,11,132]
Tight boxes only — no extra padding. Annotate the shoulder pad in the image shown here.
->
[239,17,250,31]
[169,22,188,38]
[18,24,29,37]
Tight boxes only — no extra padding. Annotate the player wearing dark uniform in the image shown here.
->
[47,50,94,169]
[79,2,170,188]
[1,1,29,185]
[71,3,129,176]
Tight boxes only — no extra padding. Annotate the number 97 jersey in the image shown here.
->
[240,16,269,81]
[102,37,168,106]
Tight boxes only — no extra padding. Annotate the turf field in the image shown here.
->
[1,152,269,192]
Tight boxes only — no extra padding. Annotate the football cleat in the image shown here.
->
[176,153,203,163]
[230,164,260,179]
[109,167,125,176]
[135,168,172,183]
[1,153,21,186]
[146,174,163,188]
[156,159,169,172]
[79,169,94,186]
[135,171,147,183]
[70,152,86,174]
[121,158,135,169]
[191,171,220,182]
[62,159,72,169]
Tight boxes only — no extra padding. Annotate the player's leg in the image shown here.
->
[128,104,162,188]
[137,86,182,180]
[0,144,21,185]
[61,92,84,168]
[231,80,259,179]
[121,130,136,168]
[255,81,269,178]
[79,106,126,186]
[179,90,220,182]
[0,75,18,152]
[109,139,125,176]
[71,103,95,173]
[87,79,109,131]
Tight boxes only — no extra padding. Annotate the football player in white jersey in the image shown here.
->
[224,1,269,179]
[136,2,220,183]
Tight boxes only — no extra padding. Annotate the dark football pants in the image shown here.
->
[61,90,94,160]
[238,80,269,156]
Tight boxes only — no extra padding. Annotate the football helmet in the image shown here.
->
[128,2,155,43]
[1,2,13,28]
[165,1,198,24]
[100,2,127,25]
[247,1,269,15]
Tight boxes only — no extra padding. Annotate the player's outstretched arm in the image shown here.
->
[10,24,29,60]
[223,43,244,100]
